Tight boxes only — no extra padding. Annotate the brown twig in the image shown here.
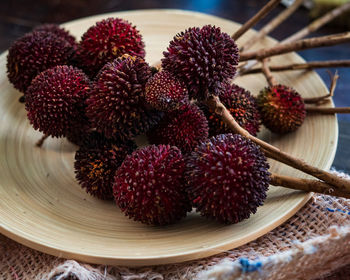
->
[237,3,350,76]
[36,134,49,147]
[261,59,277,87]
[306,107,350,114]
[232,0,281,41]
[282,2,350,44]
[304,71,338,104]
[270,173,350,199]
[240,0,303,52]
[240,32,350,61]
[241,60,350,75]
[205,95,350,192]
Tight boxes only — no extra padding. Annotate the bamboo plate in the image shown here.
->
[0,9,338,266]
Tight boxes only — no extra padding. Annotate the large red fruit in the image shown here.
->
[113,145,191,225]
[257,84,306,134]
[185,134,270,224]
[25,65,91,138]
[162,25,239,100]
[76,18,145,77]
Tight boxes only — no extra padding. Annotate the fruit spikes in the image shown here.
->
[258,59,349,134]
[186,133,270,224]
[145,70,189,111]
[76,17,145,77]
[86,56,163,141]
[148,104,209,154]
[202,83,260,137]
[25,65,91,138]
[75,132,136,200]
[114,145,191,225]
[162,25,239,100]
[7,31,75,93]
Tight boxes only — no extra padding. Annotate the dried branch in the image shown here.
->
[304,71,338,104]
[232,0,281,41]
[240,32,350,61]
[241,0,303,52]
[36,134,48,147]
[282,2,350,44]
[306,107,350,114]
[205,95,350,192]
[270,173,350,199]
[261,59,277,87]
[237,3,350,76]
[241,60,350,75]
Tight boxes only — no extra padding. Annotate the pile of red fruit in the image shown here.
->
[7,17,296,226]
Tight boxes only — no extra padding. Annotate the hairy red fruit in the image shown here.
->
[185,134,270,224]
[25,65,91,137]
[76,18,145,77]
[113,145,191,225]
[257,84,306,134]
[75,132,136,200]
[162,25,239,100]
[148,104,209,153]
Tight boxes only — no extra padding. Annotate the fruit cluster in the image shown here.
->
[7,17,306,226]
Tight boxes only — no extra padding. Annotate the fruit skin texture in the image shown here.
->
[25,65,91,138]
[185,133,270,224]
[33,24,77,47]
[257,84,306,134]
[148,104,209,154]
[202,83,260,137]
[7,31,75,93]
[76,17,145,77]
[113,145,191,225]
[162,25,239,100]
[74,132,136,200]
[86,56,162,141]
[145,70,189,111]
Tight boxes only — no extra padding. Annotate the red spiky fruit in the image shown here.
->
[25,65,91,138]
[148,104,209,153]
[7,31,75,93]
[145,70,189,111]
[185,133,270,224]
[257,84,306,134]
[74,132,136,200]
[33,24,77,47]
[202,83,261,136]
[76,18,145,76]
[114,145,191,225]
[162,25,239,100]
[86,56,163,140]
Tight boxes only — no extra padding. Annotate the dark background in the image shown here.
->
[0,0,349,172]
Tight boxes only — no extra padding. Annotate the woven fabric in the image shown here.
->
[1,171,350,280]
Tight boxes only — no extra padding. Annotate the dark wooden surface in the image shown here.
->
[0,0,349,172]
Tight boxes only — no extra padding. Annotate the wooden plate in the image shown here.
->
[0,10,338,266]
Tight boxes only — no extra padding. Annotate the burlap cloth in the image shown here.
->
[1,170,350,280]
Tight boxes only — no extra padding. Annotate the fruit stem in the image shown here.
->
[304,71,338,104]
[270,173,350,199]
[306,107,350,114]
[281,2,350,44]
[232,0,281,41]
[205,95,350,192]
[240,0,303,52]
[36,134,49,147]
[239,32,350,61]
[261,58,277,87]
[237,3,350,76]
[240,60,350,75]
